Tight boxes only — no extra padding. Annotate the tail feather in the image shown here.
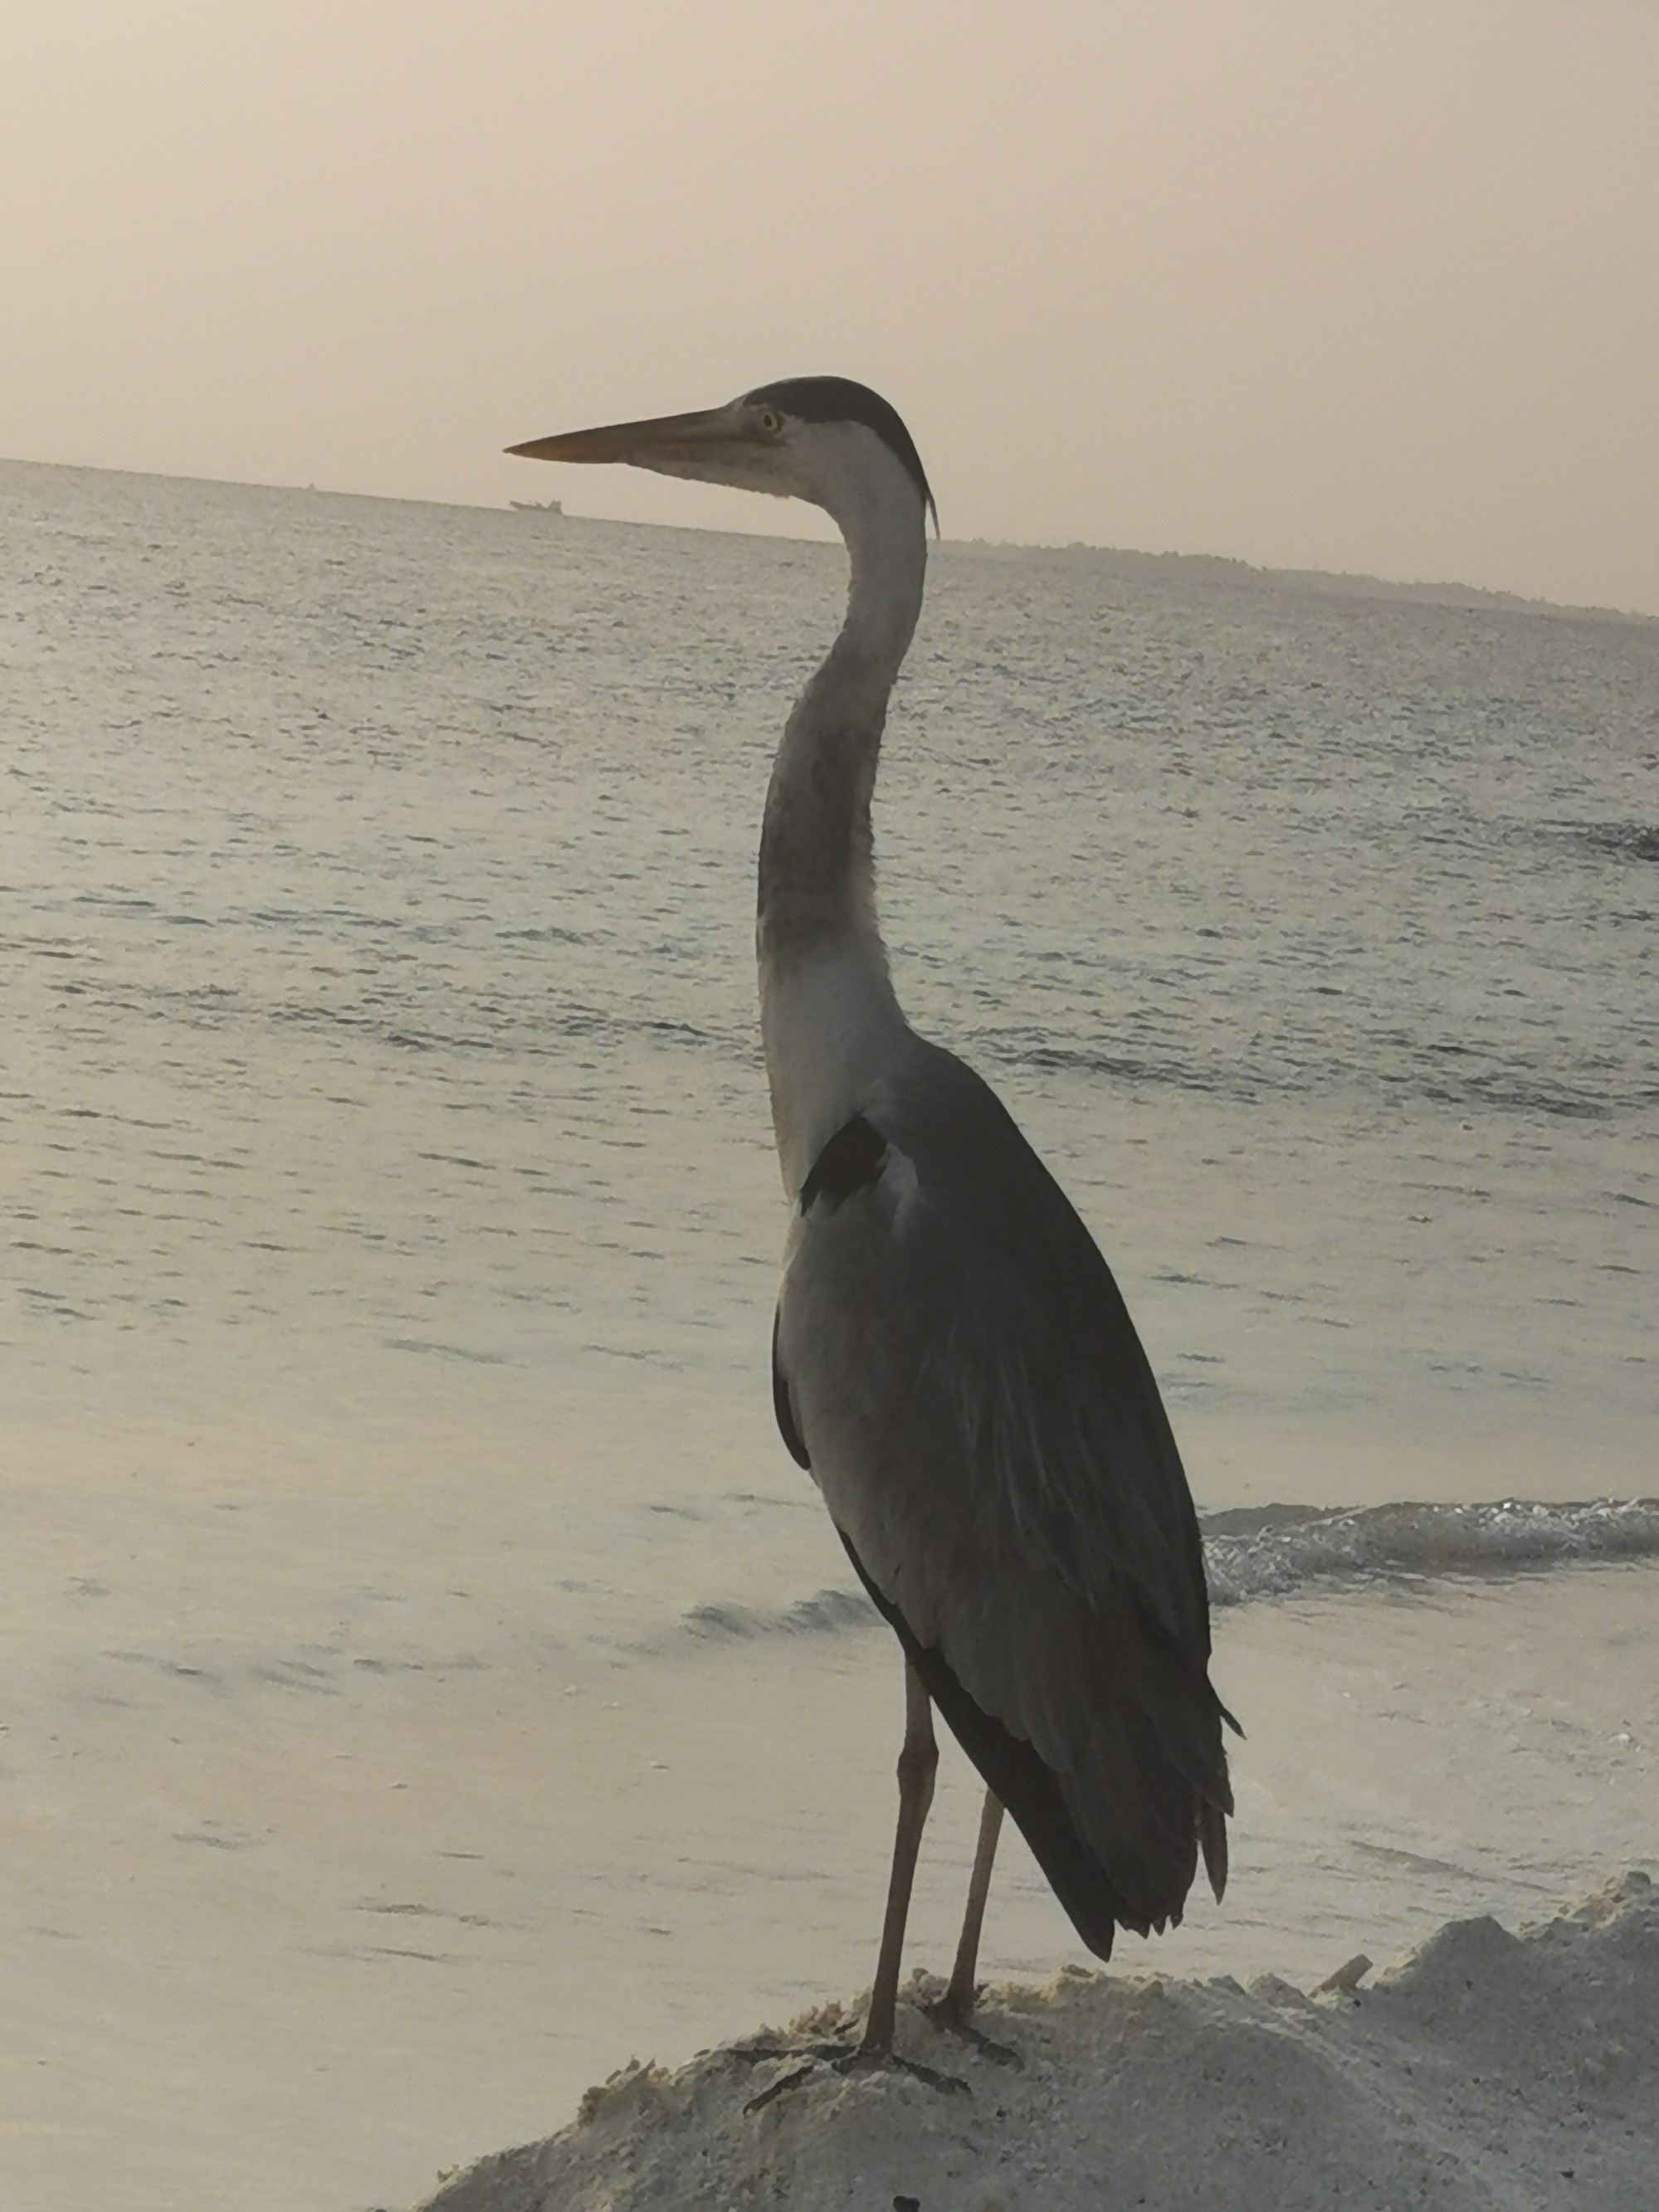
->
[1200,1797,1229,1903]
[840,1529,1231,1958]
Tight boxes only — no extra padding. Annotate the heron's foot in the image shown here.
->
[732,2024,853,2114]
[730,2036,852,2068]
[732,2034,852,2114]
[740,2040,969,2113]
[838,2044,971,2096]
[741,2059,821,2112]
[924,1988,1023,2068]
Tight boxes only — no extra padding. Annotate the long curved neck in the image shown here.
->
[757,476,927,1192]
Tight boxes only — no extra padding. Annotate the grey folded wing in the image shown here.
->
[773,1043,1233,1949]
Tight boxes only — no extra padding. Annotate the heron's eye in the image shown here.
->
[758,408,783,437]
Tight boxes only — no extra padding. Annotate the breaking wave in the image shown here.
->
[672,1497,1659,1646]
[1201,1495,1659,1606]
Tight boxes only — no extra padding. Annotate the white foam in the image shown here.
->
[1203,1494,1659,1605]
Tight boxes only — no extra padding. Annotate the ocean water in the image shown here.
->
[6,456,1655,1503]
[4,456,1657,2212]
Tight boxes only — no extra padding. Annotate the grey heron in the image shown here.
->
[510,378,1235,2061]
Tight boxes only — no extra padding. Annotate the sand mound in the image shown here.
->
[409,1873,1657,2211]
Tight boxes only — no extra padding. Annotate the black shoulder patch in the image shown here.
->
[770,1309,810,1470]
[742,376,935,524]
[799,1113,888,1216]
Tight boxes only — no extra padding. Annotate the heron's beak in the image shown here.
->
[506,406,736,468]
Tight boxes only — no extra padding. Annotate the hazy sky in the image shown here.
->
[6,0,1657,611]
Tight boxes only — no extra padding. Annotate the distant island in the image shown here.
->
[499,493,1650,623]
[951,538,1655,624]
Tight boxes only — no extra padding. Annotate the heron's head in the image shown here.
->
[508,376,936,538]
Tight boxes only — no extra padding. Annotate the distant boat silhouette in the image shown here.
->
[510,498,564,514]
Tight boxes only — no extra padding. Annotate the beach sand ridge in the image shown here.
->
[409,1871,1657,2212]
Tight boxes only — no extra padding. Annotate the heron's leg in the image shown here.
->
[860,1661,937,2054]
[744,1670,966,2108]
[939,1787,1003,2020]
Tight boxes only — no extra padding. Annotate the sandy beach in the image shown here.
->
[412,1874,1659,2212]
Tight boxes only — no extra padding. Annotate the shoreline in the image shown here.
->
[4,1418,1656,2211]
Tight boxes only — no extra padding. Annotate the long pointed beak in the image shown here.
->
[506,406,735,467]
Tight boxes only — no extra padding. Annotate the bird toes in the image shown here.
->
[836,2046,972,2098]
[739,2041,970,2113]
[921,1994,1023,2069]
[742,2059,819,2112]
[734,2034,856,2113]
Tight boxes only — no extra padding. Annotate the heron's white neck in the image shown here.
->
[757,459,927,1194]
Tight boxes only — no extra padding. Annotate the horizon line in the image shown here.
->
[5,448,1654,627]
